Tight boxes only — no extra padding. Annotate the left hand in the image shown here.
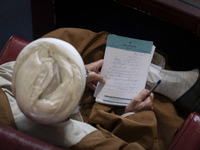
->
[85,59,105,91]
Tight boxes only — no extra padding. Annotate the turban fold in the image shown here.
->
[12,38,86,124]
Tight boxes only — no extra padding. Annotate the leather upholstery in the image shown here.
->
[168,112,200,150]
[0,35,30,65]
[0,123,62,150]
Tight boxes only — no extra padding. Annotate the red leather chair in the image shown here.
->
[0,35,63,150]
[0,123,62,150]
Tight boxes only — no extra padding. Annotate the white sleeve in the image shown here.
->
[121,112,135,118]
[0,61,15,91]
[15,116,97,147]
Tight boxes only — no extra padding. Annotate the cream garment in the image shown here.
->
[0,63,96,148]
[12,38,86,124]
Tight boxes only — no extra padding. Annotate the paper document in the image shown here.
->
[94,34,155,106]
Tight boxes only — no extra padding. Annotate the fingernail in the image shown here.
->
[103,79,106,84]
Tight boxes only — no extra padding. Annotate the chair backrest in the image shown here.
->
[0,35,30,65]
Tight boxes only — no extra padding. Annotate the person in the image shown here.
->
[0,38,154,149]
[85,58,199,114]
[0,28,199,149]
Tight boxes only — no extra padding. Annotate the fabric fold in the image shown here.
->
[12,38,86,124]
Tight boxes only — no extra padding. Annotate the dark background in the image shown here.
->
[1,0,200,70]
[0,0,33,49]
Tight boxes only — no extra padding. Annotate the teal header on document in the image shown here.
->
[106,34,153,54]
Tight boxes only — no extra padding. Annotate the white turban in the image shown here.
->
[12,38,86,124]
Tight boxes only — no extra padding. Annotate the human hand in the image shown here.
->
[85,59,105,91]
[124,89,154,113]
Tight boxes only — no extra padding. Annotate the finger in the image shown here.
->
[149,93,154,100]
[125,91,154,113]
[138,93,154,111]
[132,89,149,104]
[87,82,96,91]
[141,92,154,110]
[125,96,141,113]
[132,99,152,112]
[147,93,154,101]
[141,98,153,110]
[138,89,150,99]
[125,89,148,113]
[125,89,153,113]
[93,59,104,73]
[87,72,105,84]
[95,59,104,69]
[85,59,104,73]
[143,92,154,101]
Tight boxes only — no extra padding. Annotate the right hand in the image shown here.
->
[124,89,154,113]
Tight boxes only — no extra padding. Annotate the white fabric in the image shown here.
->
[147,63,162,84]
[121,112,135,118]
[12,38,86,124]
[0,61,15,91]
[0,61,96,148]
[14,116,96,147]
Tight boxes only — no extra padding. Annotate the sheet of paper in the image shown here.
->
[94,34,155,106]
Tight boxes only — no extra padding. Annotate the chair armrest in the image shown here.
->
[168,112,200,150]
[0,123,63,150]
[0,35,30,65]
